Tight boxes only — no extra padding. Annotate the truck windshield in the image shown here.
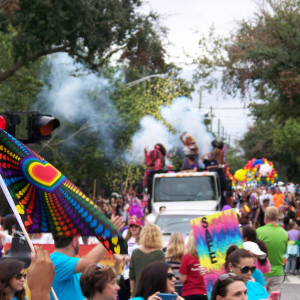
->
[153,176,217,202]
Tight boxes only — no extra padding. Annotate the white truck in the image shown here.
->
[146,170,222,223]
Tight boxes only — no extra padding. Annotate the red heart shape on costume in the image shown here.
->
[21,157,66,192]
[32,163,59,183]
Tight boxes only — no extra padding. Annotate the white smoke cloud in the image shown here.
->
[36,55,213,164]
[35,53,122,154]
[127,97,214,163]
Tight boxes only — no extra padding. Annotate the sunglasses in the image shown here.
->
[14,273,27,280]
[232,264,256,274]
[166,272,176,280]
[218,273,237,281]
[129,224,139,228]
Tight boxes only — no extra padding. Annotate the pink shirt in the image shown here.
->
[255,258,271,274]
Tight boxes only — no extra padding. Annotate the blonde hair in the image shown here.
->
[265,206,279,222]
[187,231,198,257]
[185,134,196,144]
[139,223,163,249]
[166,232,186,263]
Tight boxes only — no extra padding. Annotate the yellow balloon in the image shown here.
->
[234,169,246,181]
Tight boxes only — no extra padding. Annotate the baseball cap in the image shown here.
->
[129,218,142,227]
[243,241,266,259]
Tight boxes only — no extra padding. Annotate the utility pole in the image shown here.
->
[218,118,220,137]
[210,106,213,132]
[199,88,202,109]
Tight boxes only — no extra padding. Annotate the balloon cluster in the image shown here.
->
[234,158,278,187]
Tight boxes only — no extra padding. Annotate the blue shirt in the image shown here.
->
[246,280,269,300]
[252,269,266,286]
[50,252,84,300]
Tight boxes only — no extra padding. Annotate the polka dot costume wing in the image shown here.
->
[0,129,127,254]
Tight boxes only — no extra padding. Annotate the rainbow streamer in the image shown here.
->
[191,209,243,300]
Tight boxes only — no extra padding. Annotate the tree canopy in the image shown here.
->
[194,0,300,181]
[0,0,166,82]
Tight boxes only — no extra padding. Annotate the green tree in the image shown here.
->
[194,0,300,180]
[0,0,165,82]
[0,30,43,111]
[33,65,194,194]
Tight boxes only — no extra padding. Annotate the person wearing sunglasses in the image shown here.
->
[80,264,120,300]
[0,258,28,300]
[132,261,184,300]
[211,273,247,300]
[225,245,270,300]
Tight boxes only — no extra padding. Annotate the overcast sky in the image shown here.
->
[142,0,261,145]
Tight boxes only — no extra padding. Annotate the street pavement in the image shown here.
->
[280,274,300,299]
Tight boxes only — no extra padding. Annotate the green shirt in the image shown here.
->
[256,223,288,276]
[129,248,165,295]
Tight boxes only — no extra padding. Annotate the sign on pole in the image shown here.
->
[191,209,243,300]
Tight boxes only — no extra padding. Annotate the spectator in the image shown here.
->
[0,215,16,253]
[101,203,112,219]
[225,245,269,300]
[80,264,120,300]
[179,231,207,300]
[50,216,124,300]
[129,223,165,295]
[159,206,167,213]
[211,273,247,300]
[272,189,284,209]
[284,221,300,275]
[118,218,143,300]
[132,261,184,300]
[166,232,186,295]
[257,198,270,227]
[256,206,288,293]
[243,241,267,287]
[241,226,271,275]
[0,258,27,300]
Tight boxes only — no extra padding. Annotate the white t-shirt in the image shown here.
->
[31,233,54,244]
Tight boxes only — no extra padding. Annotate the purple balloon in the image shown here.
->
[222,205,232,211]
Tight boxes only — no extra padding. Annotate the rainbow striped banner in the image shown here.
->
[191,209,243,300]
